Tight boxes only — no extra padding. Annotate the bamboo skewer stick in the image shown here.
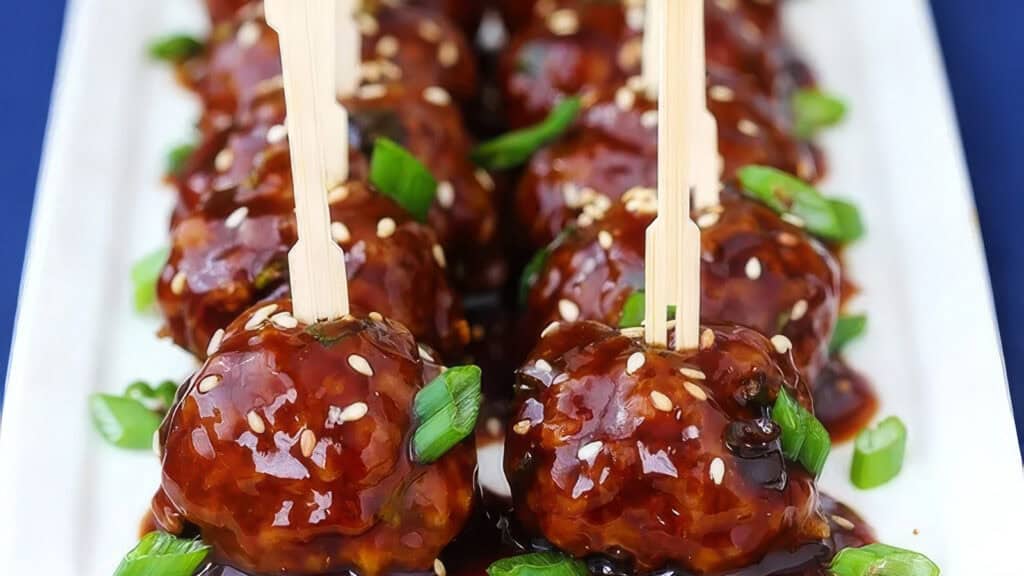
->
[642,0,662,98]
[266,0,351,324]
[692,0,722,210]
[336,0,360,97]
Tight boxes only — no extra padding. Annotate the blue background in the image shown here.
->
[0,1,1021,450]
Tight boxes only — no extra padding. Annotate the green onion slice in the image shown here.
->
[793,89,848,139]
[830,543,939,576]
[472,97,582,170]
[370,138,437,222]
[412,365,483,463]
[519,227,575,307]
[132,246,169,313]
[736,165,863,244]
[771,388,831,476]
[90,394,165,450]
[488,552,588,576]
[125,380,179,412]
[830,314,868,354]
[617,290,676,328]
[166,143,195,176]
[851,416,907,489]
[114,532,211,576]
[148,35,204,63]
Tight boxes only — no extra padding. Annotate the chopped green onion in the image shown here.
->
[412,365,482,463]
[488,552,588,576]
[519,227,575,307]
[771,388,831,476]
[851,416,907,489]
[830,314,868,354]
[830,543,939,576]
[148,34,204,63]
[473,97,582,170]
[132,247,169,312]
[617,289,676,328]
[370,138,437,222]
[793,89,848,139]
[114,532,211,576]
[736,165,863,244]
[166,143,195,176]
[90,394,165,450]
[125,380,178,413]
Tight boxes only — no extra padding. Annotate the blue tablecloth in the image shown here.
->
[0,0,1021,450]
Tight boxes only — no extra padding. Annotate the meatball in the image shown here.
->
[521,187,840,382]
[505,321,830,573]
[188,2,478,130]
[158,178,469,360]
[499,0,811,128]
[516,72,823,249]
[153,301,476,575]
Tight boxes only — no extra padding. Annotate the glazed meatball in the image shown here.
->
[516,72,823,249]
[188,2,478,130]
[158,179,468,360]
[499,0,810,128]
[153,301,476,575]
[505,321,830,573]
[521,187,840,382]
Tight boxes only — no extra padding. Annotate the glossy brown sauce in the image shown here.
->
[813,358,879,443]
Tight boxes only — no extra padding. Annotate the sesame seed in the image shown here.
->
[781,213,806,228]
[369,311,383,321]
[738,119,761,137]
[245,304,279,330]
[266,124,288,144]
[535,359,553,373]
[247,411,266,434]
[577,440,603,461]
[270,312,298,330]
[418,345,434,362]
[376,35,399,57]
[679,367,707,380]
[215,148,235,172]
[198,374,222,393]
[649,391,673,412]
[625,6,645,30]
[300,429,317,458]
[777,232,800,247]
[710,457,726,485]
[771,334,793,354]
[432,245,447,268]
[626,352,646,375]
[348,354,374,377]
[170,271,188,295]
[626,75,646,91]
[475,169,495,191]
[327,184,349,205]
[376,217,397,239]
[541,322,561,338]
[832,515,855,531]
[641,110,659,129]
[434,558,447,576]
[700,328,716,350]
[558,299,580,322]
[225,206,249,229]
[598,230,614,250]
[697,212,721,229]
[791,300,809,322]
[331,221,351,244]
[338,402,369,423]
[547,9,579,36]
[709,85,735,102]
[207,329,226,356]
[683,381,708,401]
[236,20,262,47]
[513,420,532,435]
[418,20,442,42]
[438,41,459,67]
[745,257,763,280]
[358,83,388,100]
[620,326,645,339]
[615,86,636,111]
[437,181,455,208]
[423,86,451,106]
[356,13,379,35]
[617,38,643,69]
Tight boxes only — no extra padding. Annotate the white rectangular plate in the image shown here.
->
[1,0,1021,575]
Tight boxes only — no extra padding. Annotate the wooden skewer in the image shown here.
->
[641,0,661,98]
[266,0,351,324]
[644,0,702,350]
[692,0,722,210]
[336,0,360,97]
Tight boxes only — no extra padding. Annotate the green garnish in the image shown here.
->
[488,552,588,576]
[793,89,848,139]
[737,165,863,244]
[125,380,178,412]
[370,138,437,222]
[830,314,868,354]
[412,365,483,463]
[148,34,204,63]
[851,416,907,489]
[830,543,940,576]
[166,143,195,176]
[519,227,575,307]
[90,394,165,450]
[771,388,831,476]
[617,290,676,328]
[131,247,169,313]
[472,97,582,170]
[113,532,211,576]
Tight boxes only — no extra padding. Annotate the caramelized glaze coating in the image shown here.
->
[505,321,829,573]
[522,188,840,381]
[188,2,478,129]
[499,0,810,128]
[516,73,823,249]
[153,302,476,575]
[158,179,468,360]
